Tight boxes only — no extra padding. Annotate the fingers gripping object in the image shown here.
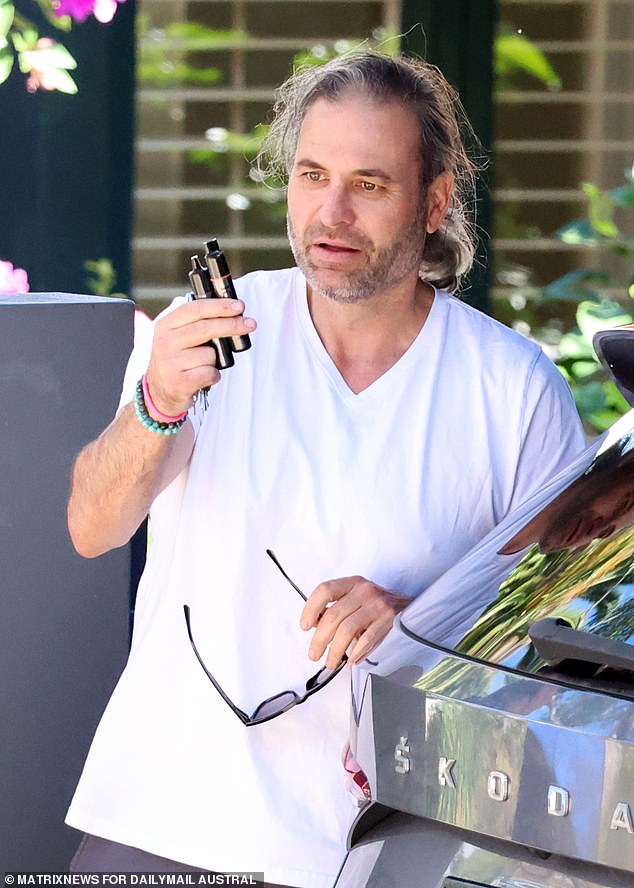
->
[187,238,252,404]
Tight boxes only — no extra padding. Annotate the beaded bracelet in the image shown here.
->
[134,378,187,435]
[142,374,187,423]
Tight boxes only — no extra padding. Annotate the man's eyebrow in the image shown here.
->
[293,158,394,181]
[294,158,324,170]
[355,168,393,182]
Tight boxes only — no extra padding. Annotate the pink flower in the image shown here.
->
[53,0,94,21]
[0,261,30,294]
[92,0,122,23]
[54,0,125,23]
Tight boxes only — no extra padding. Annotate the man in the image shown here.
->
[66,52,585,884]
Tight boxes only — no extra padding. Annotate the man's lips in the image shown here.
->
[314,241,361,253]
[308,243,363,272]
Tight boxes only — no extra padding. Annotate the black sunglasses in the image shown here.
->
[183,549,347,727]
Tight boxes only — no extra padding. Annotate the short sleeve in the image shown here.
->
[508,350,587,515]
[117,308,156,411]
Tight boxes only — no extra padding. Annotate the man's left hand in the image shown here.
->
[301,577,410,669]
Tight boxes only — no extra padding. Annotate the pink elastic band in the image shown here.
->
[141,374,188,423]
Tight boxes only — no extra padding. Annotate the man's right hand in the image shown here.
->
[145,297,257,418]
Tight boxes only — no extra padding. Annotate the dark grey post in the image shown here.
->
[0,294,135,871]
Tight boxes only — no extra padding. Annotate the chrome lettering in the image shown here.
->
[426,749,634,843]
[394,737,411,774]
[611,802,634,833]
[547,785,570,817]
[487,770,510,802]
[438,757,456,788]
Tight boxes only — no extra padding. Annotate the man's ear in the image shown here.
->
[425,171,455,234]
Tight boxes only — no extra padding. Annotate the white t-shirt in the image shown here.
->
[66,268,585,886]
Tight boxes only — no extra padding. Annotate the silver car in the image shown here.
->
[335,327,634,888]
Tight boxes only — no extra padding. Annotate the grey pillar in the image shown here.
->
[0,294,135,871]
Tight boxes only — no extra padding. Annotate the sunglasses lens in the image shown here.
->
[253,690,298,722]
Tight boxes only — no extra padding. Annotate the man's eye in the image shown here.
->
[359,181,378,192]
[306,171,323,182]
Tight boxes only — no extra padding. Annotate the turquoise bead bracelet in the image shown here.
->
[134,378,187,435]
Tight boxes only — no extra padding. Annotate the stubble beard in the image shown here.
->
[287,208,426,305]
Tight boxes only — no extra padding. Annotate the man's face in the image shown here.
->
[286,93,427,304]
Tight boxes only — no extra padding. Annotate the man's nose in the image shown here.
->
[318,183,355,228]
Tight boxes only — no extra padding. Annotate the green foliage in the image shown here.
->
[492,23,633,434]
[542,169,634,432]
[494,27,561,91]
[156,22,248,48]
[84,257,127,298]
[0,0,17,83]
[1,0,81,93]
[189,124,270,164]
[136,18,246,87]
[137,60,223,87]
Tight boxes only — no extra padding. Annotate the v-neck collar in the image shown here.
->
[292,269,442,405]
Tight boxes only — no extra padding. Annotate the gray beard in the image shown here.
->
[287,213,425,305]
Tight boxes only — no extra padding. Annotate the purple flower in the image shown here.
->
[0,261,30,294]
[54,0,125,24]
[54,0,96,21]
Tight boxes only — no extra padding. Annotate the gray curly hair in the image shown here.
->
[255,51,482,293]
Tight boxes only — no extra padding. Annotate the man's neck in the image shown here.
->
[306,277,435,394]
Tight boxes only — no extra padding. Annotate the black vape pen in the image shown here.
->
[204,238,252,353]
[188,255,235,370]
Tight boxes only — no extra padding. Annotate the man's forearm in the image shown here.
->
[67,402,194,558]
[67,295,255,558]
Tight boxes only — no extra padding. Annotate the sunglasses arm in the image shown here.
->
[183,604,251,726]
